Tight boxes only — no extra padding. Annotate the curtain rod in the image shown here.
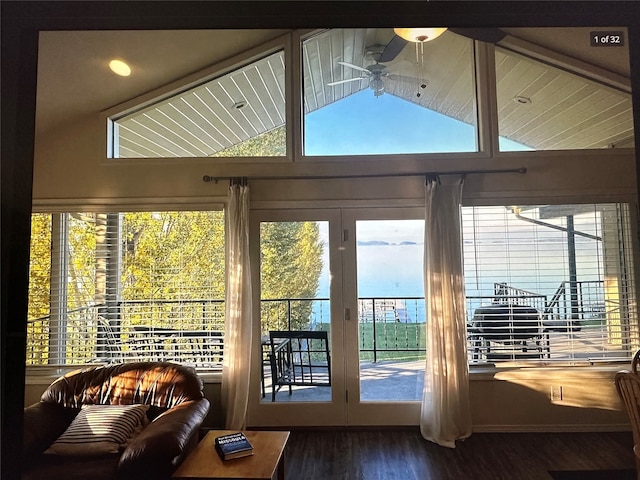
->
[202,167,527,183]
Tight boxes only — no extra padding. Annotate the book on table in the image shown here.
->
[214,432,254,460]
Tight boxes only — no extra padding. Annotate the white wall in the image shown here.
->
[33,113,637,207]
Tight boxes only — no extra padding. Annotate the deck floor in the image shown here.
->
[261,360,425,403]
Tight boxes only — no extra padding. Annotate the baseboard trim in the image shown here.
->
[247,424,632,434]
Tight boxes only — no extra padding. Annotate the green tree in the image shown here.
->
[67,213,98,310]
[260,221,323,332]
[121,211,226,329]
[26,214,52,364]
[28,214,52,321]
[211,126,285,157]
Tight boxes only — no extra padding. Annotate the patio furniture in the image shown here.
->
[179,330,224,366]
[469,304,549,360]
[22,362,210,480]
[260,336,273,398]
[130,327,223,366]
[268,330,331,402]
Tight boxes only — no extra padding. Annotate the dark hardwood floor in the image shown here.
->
[283,430,636,480]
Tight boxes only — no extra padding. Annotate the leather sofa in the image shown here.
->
[22,362,210,480]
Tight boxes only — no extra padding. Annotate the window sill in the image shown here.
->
[198,371,223,384]
[469,362,629,380]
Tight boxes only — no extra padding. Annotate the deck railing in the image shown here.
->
[27,280,620,366]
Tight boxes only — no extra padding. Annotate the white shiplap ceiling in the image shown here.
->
[495,47,634,150]
[116,51,287,158]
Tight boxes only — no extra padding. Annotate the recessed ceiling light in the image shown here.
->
[513,95,532,105]
[109,59,131,77]
[233,100,247,110]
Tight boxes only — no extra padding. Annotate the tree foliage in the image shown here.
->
[120,211,226,329]
[121,211,225,300]
[260,221,323,331]
[210,126,285,157]
[27,214,52,364]
[28,214,52,321]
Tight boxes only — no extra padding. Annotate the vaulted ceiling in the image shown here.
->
[36,27,634,154]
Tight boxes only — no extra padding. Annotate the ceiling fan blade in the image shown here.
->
[378,35,408,63]
[338,61,371,73]
[327,77,366,86]
[448,28,507,44]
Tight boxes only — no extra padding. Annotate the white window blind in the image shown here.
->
[26,210,226,370]
[462,203,638,366]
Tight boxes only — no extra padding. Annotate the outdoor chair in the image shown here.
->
[268,330,331,402]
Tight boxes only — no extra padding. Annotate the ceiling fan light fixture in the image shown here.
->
[394,28,448,43]
[109,59,131,77]
[513,95,532,105]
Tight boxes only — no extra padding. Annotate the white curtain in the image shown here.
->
[222,180,253,429]
[420,176,472,448]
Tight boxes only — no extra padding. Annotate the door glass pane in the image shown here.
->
[356,220,425,401]
[260,221,332,403]
[302,28,478,156]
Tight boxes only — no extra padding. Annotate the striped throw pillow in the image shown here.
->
[44,404,149,456]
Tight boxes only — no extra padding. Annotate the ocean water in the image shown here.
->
[314,240,603,324]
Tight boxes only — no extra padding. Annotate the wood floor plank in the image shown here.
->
[282,430,636,480]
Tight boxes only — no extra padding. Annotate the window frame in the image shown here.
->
[298,28,482,158]
[103,34,293,164]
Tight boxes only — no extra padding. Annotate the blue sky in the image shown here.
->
[304,89,531,155]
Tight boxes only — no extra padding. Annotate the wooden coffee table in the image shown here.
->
[172,430,290,480]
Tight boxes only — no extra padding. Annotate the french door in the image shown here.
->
[247,207,425,427]
[342,207,425,425]
[247,209,346,426]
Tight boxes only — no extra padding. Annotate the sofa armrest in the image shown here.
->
[118,398,210,479]
[23,401,75,460]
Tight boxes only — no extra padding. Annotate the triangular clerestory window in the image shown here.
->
[110,49,286,158]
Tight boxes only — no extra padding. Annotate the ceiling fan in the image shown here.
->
[326,28,506,97]
[327,61,416,97]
